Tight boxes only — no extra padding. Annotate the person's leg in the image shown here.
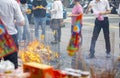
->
[23,15,31,43]
[40,17,46,35]
[55,19,61,42]
[54,29,57,41]
[51,19,60,44]
[17,26,23,42]
[102,17,111,55]
[27,4,33,24]
[4,34,18,69]
[34,17,40,40]
[89,19,102,57]
[58,27,61,42]
[27,13,32,24]
[51,29,58,44]
[71,25,73,34]
[40,17,46,41]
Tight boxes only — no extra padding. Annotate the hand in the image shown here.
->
[41,6,47,10]
[26,9,31,14]
[99,12,105,15]
[36,6,40,9]
[99,11,110,15]
[39,5,43,9]
[68,14,72,17]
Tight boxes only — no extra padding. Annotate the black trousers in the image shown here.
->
[90,17,111,54]
[4,34,18,69]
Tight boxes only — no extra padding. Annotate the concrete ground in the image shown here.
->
[18,13,120,76]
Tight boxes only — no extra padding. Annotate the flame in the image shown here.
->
[19,40,59,64]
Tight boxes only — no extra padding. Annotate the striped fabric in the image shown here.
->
[67,14,83,55]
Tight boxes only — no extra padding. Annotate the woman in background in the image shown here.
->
[50,0,63,44]
[68,0,83,33]
[68,0,83,69]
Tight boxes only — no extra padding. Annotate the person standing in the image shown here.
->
[32,0,47,40]
[68,0,83,69]
[0,0,24,68]
[86,0,111,58]
[17,0,31,43]
[68,0,83,34]
[50,0,63,44]
[67,0,83,53]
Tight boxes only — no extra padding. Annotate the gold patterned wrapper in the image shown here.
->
[20,51,42,63]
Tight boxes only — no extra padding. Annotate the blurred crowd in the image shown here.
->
[16,0,66,43]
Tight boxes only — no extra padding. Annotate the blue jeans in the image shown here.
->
[53,27,61,41]
[34,17,46,40]
[27,4,33,24]
[90,17,111,55]
[27,13,32,24]
[23,15,31,42]
[17,15,31,42]
[17,26,23,42]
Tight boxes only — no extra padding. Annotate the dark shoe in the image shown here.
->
[51,40,58,44]
[106,53,111,58]
[86,54,95,59]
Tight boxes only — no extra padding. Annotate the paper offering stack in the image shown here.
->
[62,68,90,78]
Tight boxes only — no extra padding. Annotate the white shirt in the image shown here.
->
[50,0,63,19]
[90,0,111,17]
[0,0,24,35]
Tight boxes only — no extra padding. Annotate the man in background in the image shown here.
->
[86,0,111,58]
[32,0,47,40]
